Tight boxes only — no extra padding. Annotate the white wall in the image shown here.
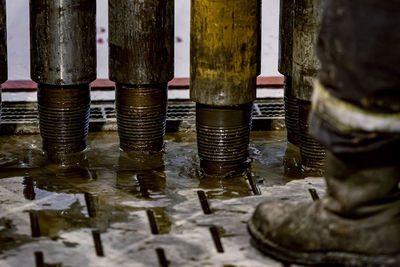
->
[6,0,279,80]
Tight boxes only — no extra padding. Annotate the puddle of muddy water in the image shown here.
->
[0,130,303,265]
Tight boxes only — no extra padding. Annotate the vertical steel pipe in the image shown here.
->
[0,0,6,116]
[109,0,174,151]
[191,0,260,176]
[279,0,299,146]
[30,0,96,160]
[292,0,325,176]
[292,0,321,101]
[279,0,302,177]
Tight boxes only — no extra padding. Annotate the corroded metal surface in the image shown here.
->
[116,83,167,151]
[30,0,96,85]
[283,76,299,145]
[196,103,253,176]
[292,0,321,101]
[38,85,90,158]
[109,0,174,85]
[0,0,6,84]
[0,100,285,135]
[257,0,262,76]
[278,0,294,76]
[0,0,6,121]
[190,0,260,106]
[109,0,173,151]
[299,101,325,176]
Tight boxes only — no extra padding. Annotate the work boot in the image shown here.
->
[248,152,400,266]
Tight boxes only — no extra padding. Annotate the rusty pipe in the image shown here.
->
[292,0,326,175]
[191,0,260,176]
[109,0,174,151]
[0,0,7,117]
[30,0,96,159]
[278,0,300,146]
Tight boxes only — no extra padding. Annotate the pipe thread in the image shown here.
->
[116,83,167,151]
[38,85,90,156]
[196,103,252,176]
[299,101,326,176]
[283,76,300,145]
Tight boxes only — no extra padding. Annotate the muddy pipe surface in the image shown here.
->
[0,0,6,117]
[30,0,96,85]
[30,0,96,158]
[292,0,321,101]
[190,0,259,106]
[279,0,299,145]
[0,0,6,84]
[196,103,253,176]
[116,83,167,151]
[291,0,325,174]
[109,0,174,151]
[109,0,174,84]
[38,85,90,159]
[0,0,5,167]
[299,100,326,176]
[278,0,294,77]
[191,0,259,175]
[284,77,300,145]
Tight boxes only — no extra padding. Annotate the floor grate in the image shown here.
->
[0,99,285,134]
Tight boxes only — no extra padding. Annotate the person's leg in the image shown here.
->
[248,0,400,265]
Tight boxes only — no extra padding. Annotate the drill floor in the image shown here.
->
[0,131,325,267]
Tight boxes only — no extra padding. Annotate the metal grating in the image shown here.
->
[0,99,284,134]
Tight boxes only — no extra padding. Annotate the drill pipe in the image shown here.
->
[109,0,174,151]
[278,0,299,146]
[292,0,321,101]
[196,103,253,176]
[292,0,325,175]
[37,85,90,160]
[299,100,325,176]
[278,0,294,77]
[30,0,96,158]
[191,0,260,176]
[0,0,7,116]
[115,83,167,151]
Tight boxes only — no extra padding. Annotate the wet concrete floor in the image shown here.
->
[0,131,325,266]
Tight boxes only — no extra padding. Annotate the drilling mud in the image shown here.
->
[0,131,324,266]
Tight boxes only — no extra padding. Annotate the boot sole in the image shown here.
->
[247,220,400,267]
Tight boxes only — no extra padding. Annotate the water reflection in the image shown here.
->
[0,151,18,167]
[24,152,132,237]
[117,151,166,199]
[0,218,31,254]
[0,131,290,257]
[198,171,253,199]
[22,176,36,200]
[283,142,302,179]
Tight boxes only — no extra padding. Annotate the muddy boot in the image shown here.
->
[248,151,400,266]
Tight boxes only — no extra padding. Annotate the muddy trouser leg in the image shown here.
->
[310,0,400,157]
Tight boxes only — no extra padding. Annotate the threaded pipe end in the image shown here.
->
[196,103,253,176]
[299,101,326,176]
[38,84,90,158]
[284,76,300,145]
[115,83,167,151]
